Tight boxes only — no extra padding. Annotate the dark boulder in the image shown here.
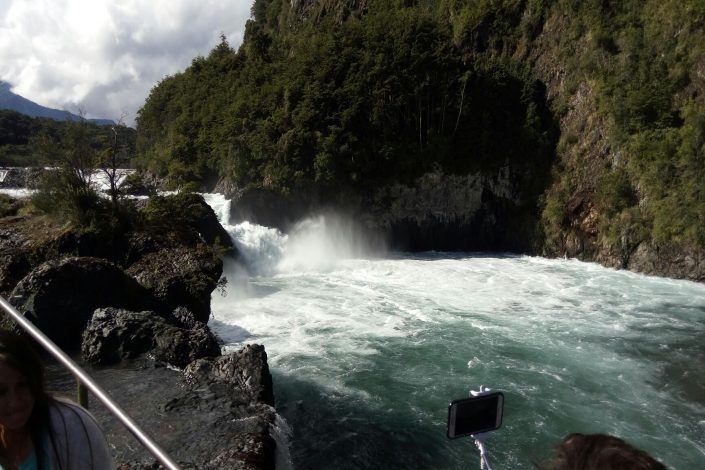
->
[141,345,277,468]
[139,192,234,252]
[0,215,54,296]
[203,434,276,470]
[5,257,151,350]
[121,231,162,266]
[46,227,128,264]
[126,245,222,322]
[154,322,221,368]
[184,344,275,407]
[81,307,221,367]
[183,193,234,251]
[0,248,30,297]
[0,215,130,296]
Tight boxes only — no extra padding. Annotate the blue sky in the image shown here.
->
[0,0,253,125]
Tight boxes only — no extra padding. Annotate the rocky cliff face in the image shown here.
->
[526,10,705,282]
[359,168,536,252]
[229,166,540,253]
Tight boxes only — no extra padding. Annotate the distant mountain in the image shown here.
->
[0,81,114,126]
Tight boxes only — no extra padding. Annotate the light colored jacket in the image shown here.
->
[43,399,115,470]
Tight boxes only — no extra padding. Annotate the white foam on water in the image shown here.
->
[89,168,134,191]
[467,357,482,368]
[201,192,231,224]
[0,188,36,198]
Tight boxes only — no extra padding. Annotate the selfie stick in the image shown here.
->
[470,385,494,470]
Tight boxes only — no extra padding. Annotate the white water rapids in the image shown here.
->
[203,194,705,469]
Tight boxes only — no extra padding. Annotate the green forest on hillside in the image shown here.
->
[136,1,556,194]
[136,0,705,252]
[0,109,136,168]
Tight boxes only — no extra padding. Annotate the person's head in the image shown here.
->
[546,433,666,470]
[0,330,53,438]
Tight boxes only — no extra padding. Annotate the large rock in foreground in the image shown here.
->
[51,345,279,469]
[5,257,152,350]
[0,215,63,297]
[81,307,221,368]
[184,345,275,407]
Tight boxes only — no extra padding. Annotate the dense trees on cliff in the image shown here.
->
[136,1,555,196]
[136,0,705,253]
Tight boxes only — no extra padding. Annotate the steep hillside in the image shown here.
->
[524,1,705,278]
[136,0,705,281]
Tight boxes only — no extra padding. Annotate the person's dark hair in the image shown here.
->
[0,330,56,469]
[545,433,666,470]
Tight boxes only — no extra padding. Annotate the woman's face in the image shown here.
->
[0,361,35,431]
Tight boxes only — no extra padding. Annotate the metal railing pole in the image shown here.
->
[77,381,89,408]
[0,296,181,470]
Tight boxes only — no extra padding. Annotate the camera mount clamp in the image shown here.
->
[470,385,494,470]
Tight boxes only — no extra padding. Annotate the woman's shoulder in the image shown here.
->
[49,398,96,424]
[45,398,115,469]
[48,398,104,435]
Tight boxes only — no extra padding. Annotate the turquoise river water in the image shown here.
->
[204,194,705,469]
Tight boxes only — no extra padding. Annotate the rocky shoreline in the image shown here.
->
[0,192,280,468]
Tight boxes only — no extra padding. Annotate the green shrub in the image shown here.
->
[32,170,104,227]
[0,194,23,218]
[595,168,637,217]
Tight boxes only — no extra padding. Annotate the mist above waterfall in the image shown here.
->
[228,213,385,276]
[277,212,386,272]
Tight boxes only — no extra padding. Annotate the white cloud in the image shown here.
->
[0,0,253,125]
